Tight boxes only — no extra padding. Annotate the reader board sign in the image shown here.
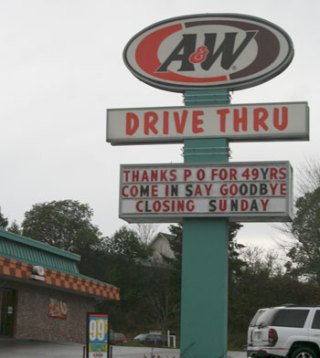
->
[123,14,294,92]
[87,313,109,358]
[119,162,293,223]
[107,102,309,145]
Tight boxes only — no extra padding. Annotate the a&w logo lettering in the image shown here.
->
[157,31,257,72]
[123,14,294,92]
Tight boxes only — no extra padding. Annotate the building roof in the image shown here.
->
[0,229,80,274]
[149,232,175,265]
[0,229,120,301]
[149,232,174,247]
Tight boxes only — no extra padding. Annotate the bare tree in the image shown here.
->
[275,158,320,254]
[241,246,284,276]
[132,223,159,244]
[296,157,320,195]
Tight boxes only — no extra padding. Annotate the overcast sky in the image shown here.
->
[1,0,319,251]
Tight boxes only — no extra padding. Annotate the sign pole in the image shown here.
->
[180,89,230,358]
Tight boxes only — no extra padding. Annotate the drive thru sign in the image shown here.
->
[108,13,305,358]
[107,102,309,144]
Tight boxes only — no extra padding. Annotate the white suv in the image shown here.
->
[247,306,320,358]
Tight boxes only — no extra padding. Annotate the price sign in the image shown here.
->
[87,313,109,358]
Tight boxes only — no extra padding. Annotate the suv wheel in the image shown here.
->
[291,347,317,358]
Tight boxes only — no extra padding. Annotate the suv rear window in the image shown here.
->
[249,309,268,327]
[256,308,309,328]
[312,310,320,329]
[272,309,309,327]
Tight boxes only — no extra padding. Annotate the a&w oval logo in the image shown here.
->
[123,14,294,92]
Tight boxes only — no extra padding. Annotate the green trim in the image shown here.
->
[0,229,80,275]
[0,229,80,261]
[183,88,231,106]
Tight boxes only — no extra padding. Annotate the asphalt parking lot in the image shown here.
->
[0,338,246,357]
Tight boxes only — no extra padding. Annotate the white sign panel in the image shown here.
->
[119,162,293,223]
[107,102,309,145]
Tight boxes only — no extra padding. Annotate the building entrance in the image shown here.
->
[0,288,15,337]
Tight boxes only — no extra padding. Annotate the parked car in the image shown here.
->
[134,332,166,346]
[134,333,148,341]
[110,331,127,345]
[247,305,320,358]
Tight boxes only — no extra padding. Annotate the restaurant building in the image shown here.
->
[0,229,120,343]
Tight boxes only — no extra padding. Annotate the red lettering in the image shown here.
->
[219,199,227,211]
[163,200,170,212]
[254,108,269,131]
[204,184,212,196]
[160,170,168,181]
[230,184,238,196]
[220,184,228,196]
[273,107,288,131]
[196,169,205,181]
[230,168,237,180]
[241,199,249,211]
[217,108,229,133]
[126,112,139,135]
[279,167,287,179]
[177,200,184,211]
[144,112,158,135]
[122,185,129,197]
[169,169,177,181]
[184,169,192,181]
[280,183,287,195]
[150,170,158,181]
[269,168,278,179]
[163,111,169,135]
[211,168,219,180]
[153,201,161,212]
[141,170,149,181]
[123,170,130,182]
[234,108,248,132]
[186,200,195,211]
[269,183,277,195]
[219,169,228,180]
[136,201,143,212]
[260,199,269,211]
[174,110,188,133]
[131,170,140,182]
[151,185,158,197]
[194,185,202,196]
[192,110,204,133]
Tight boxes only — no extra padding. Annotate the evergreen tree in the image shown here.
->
[287,187,320,284]
[0,207,8,229]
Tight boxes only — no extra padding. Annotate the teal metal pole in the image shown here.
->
[180,89,230,358]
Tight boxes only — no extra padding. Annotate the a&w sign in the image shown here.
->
[123,14,294,92]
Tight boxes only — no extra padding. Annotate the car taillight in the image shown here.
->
[268,328,278,346]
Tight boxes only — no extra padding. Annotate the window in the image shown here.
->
[312,310,320,329]
[249,309,268,327]
[256,309,278,327]
[272,309,309,328]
